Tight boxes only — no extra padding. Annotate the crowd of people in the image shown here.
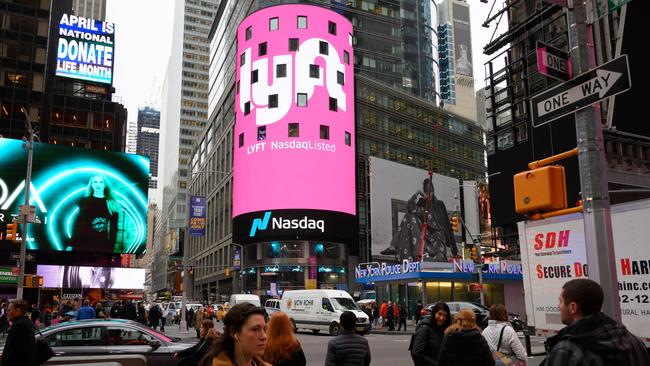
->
[359,300,413,332]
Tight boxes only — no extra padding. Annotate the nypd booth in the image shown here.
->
[355,259,525,318]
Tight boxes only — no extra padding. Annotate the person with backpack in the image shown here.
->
[397,303,408,331]
[482,304,527,365]
[410,302,451,366]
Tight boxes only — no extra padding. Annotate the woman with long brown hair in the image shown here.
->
[438,309,495,366]
[263,312,306,366]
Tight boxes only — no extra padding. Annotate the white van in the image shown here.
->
[280,289,370,336]
[229,294,261,306]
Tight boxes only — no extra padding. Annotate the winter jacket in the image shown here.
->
[177,337,214,366]
[76,306,96,320]
[380,303,388,318]
[210,351,271,366]
[274,344,307,366]
[324,330,371,366]
[542,312,649,366]
[482,320,527,361]
[410,317,445,366]
[438,328,495,366]
[1,316,37,366]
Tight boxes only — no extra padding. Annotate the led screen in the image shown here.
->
[0,138,149,254]
[37,265,145,289]
[56,14,115,84]
[369,157,461,262]
[233,5,356,243]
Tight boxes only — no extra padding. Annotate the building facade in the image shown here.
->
[136,106,160,189]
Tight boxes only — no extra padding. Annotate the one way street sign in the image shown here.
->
[531,54,631,127]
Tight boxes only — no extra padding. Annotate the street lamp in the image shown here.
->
[16,108,36,300]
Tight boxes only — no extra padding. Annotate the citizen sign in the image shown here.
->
[355,259,421,279]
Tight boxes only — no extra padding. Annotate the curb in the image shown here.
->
[370,329,415,335]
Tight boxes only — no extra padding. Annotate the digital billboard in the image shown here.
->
[369,157,460,262]
[233,5,356,244]
[452,3,472,77]
[56,14,115,84]
[37,265,145,289]
[0,138,149,254]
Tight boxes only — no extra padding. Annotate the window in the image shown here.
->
[269,17,279,31]
[276,64,286,78]
[245,26,252,40]
[258,42,267,56]
[309,64,319,78]
[239,133,244,147]
[244,101,250,115]
[345,131,351,146]
[344,51,349,64]
[47,327,103,347]
[288,123,299,137]
[328,21,337,35]
[329,98,337,111]
[236,80,240,94]
[251,70,258,83]
[337,71,344,85]
[240,53,245,66]
[319,41,328,55]
[257,126,266,141]
[320,125,330,140]
[268,94,278,108]
[297,93,307,107]
[289,38,299,51]
[297,16,307,29]
[107,327,154,346]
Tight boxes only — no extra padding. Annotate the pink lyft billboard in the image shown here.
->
[233,5,356,244]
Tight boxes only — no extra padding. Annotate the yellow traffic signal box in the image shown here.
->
[5,222,19,242]
[514,165,567,214]
[450,216,460,233]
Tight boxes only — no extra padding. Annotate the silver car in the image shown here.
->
[32,319,193,366]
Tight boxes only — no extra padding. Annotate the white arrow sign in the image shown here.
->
[536,69,622,117]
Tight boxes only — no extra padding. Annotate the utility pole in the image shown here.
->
[568,0,620,321]
[17,108,35,300]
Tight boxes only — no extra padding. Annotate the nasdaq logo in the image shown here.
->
[249,211,272,237]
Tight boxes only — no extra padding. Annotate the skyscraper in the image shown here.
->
[154,0,218,294]
[72,0,106,20]
[136,107,160,189]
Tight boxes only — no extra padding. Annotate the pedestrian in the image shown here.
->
[43,305,53,327]
[542,279,649,366]
[122,300,137,320]
[372,303,380,329]
[95,303,107,319]
[415,300,423,324]
[200,303,270,366]
[110,301,122,318]
[0,303,9,336]
[194,306,204,339]
[160,309,167,332]
[397,302,408,331]
[438,309,495,366]
[409,302,451,366]
[1,299,38,366]
[175,319,218,366]
[263,312,306,366]
[386,301,395,331]
[76,300,96,320]
[380,300,388,328]
[324,311,371,366]
[187,306,195,328]
[29,305,41,327]
[149,303,162,330]
[482,304,527,365]
[137,303,147,324]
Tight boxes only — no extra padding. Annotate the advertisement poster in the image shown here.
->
[37,265,145,290]
[452,3,473,77]
[369,157,460,262]
[189,196,206,237]
[0,138,149,254]
[55,14,115,84]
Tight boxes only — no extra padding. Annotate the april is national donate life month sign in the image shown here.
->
[56,14,114,85]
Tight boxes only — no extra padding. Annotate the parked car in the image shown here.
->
[264,298,280,317]
[0,319,193,366]
[420,301,523,331]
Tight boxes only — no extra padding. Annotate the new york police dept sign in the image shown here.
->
[355,259,421,279]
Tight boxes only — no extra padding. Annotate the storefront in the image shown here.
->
[355,259,525,318]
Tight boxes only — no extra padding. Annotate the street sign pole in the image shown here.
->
[569,1,620,321]
[17,108,35,301]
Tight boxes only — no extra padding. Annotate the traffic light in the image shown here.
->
[5,222,19,242]
[450,216,460,233]
[23,275,43,288]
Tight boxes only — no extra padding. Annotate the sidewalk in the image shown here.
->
[161,324,200,343]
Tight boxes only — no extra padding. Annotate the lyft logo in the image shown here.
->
[239,38,347,126]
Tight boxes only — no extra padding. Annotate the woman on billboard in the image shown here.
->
[70,175,121,252]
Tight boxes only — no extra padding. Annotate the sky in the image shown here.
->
[106,0,508,124]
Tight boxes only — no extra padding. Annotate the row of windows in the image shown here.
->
[241,39,349,65]
[245,17,339,40]
[247,63,345,85]
[241,94,339,115]
[237,124,352,145]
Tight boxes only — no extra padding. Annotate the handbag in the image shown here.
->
[35,328,55,365]
[492,325,526,366]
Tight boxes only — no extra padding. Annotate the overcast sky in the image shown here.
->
[106,1,507,124]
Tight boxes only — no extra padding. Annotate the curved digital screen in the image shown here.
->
[233,5,356,243]
[0,138,149,254]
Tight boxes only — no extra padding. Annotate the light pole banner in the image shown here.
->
[189,196,206,237]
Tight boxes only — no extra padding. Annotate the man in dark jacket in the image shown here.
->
[149,303,162,330]
[325,311,371,366]
[542,279,649,366]
[2,300,37,366]
[122,300,137,320]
